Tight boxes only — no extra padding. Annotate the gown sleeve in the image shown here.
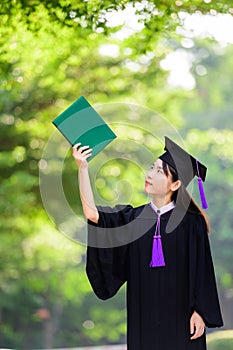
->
[190,214,223,328]
[86,205,134,300]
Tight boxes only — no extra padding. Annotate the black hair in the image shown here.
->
[162,161,210,233]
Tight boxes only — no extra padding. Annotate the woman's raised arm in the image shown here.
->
[72,143,99,223]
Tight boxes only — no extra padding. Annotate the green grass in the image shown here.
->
[207,330,233,350]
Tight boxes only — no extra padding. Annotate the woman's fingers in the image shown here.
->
[73,144,92,155]
[73,144,89,153]
[190,321,194,337]
[190,325,205,340]
[79,148,92,156]
[82,151,92,160]
[73,142,81,149]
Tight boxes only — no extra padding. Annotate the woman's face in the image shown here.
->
[144,159,174,198]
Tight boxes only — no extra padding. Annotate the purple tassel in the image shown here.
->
[149,215,165,267]
[196,159,208,210]
[149,235,165,267]
[197,177,208,209]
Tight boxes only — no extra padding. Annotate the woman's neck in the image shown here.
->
[152,196,173,209]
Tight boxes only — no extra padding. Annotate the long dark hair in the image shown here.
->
[162,161,210,233]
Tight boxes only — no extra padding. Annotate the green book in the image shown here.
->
[52,96,117,161]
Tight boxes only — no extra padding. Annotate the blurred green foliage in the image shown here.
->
[0,0,233,348]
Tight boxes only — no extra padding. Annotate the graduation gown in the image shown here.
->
[86,203,223,350]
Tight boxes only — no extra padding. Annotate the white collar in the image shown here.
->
[150,200,175,216]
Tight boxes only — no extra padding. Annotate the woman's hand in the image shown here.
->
[72,143,92,169]
[190,310,205,340]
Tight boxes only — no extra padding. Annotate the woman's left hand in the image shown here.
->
[190,310,205,340]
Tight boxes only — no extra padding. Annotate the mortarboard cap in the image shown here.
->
[52,96,117,161]
[159,136,208,209]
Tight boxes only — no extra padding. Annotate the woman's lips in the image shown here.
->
[145,181,152,186]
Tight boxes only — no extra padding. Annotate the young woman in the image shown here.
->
[72,136,223,350]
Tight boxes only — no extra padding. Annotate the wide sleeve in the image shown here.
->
[86,205,134,300]
[189,214,223,328]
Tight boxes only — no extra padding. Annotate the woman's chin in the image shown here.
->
[144,186,151,194]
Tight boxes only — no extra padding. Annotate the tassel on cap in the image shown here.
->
[196,160,208,209]
[149,215,165,267]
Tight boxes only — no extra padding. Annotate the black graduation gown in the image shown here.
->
[86,203,223,350]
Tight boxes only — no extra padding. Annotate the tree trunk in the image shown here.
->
[43,303,63,348]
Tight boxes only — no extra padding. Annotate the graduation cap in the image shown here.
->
[52,96,117,161]
[159,136,208,209]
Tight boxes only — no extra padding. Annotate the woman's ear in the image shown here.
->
[171,180,181,192]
